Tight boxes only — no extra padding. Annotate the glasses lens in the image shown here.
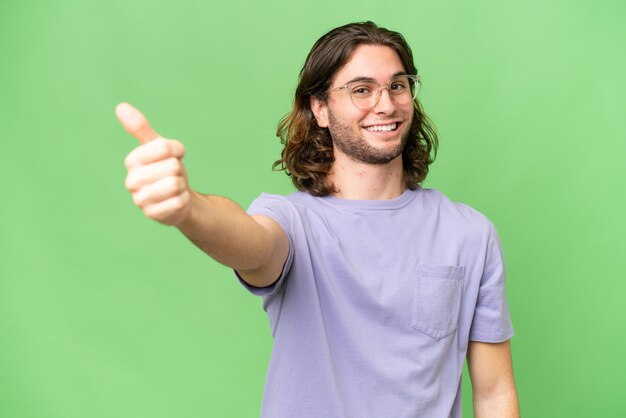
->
[348,76,419,109]
[349,81,378,109]
[389,76,418,105]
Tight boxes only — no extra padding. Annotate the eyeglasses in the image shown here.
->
[327,74,420,110]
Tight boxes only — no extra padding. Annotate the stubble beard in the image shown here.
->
[327,111,412,165]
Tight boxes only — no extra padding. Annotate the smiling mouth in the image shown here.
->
[364,122,398,132]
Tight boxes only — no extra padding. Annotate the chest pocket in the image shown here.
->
[411,263,465,341]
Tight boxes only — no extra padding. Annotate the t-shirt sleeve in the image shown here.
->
[235,193,295,297]
[468,222,515,342]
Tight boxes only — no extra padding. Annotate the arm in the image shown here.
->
[116,103,288,287]
[177,193,289,286]
[467,340,520,418]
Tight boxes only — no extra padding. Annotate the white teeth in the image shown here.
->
[365,123,397,132]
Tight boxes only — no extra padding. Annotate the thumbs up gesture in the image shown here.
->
[116,103,191,226]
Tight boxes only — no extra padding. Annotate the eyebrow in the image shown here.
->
[341,71,409,85]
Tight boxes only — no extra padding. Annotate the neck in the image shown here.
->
[327,154,406,200]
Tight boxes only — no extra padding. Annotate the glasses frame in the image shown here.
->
[327,74,421,110]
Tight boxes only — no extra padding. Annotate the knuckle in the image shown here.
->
[125,173,137,191]
[172,140,186,156]
[132,192,145,208]
[154,138,170,157]
[177,178,188,193]
[165,176,183,193]
[167,158,182,175]
[124,153,135,168]
[180,190,190,204]
[170,196,185,210]
[144,207,160,221]
[145,205,171,223]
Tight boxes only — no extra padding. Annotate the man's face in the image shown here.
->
[312,44,414,165]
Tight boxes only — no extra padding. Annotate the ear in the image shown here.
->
[310,96,329,128]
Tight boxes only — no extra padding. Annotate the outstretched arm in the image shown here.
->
[116,103,288,287]
[467,340,520,418]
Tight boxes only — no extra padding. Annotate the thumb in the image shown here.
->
[115,102,160,144]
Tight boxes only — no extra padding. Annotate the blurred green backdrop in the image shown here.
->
[1,0,625,417]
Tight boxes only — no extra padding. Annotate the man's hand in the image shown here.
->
[115,102,289,285]
[116,103,191,226]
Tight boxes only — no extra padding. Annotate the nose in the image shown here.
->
[372,87,396,114]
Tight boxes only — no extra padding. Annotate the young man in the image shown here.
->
[117,22,520,418]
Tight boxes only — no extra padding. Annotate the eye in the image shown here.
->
[350,83,374,97]
[390,78,409,93]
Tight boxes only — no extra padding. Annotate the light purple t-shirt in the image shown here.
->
[240,188,514,418]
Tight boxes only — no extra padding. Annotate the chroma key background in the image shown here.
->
[1,0,625,416]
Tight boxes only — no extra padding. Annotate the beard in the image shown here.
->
[327,111,411,165]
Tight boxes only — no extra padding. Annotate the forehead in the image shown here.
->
[332,44,406,85]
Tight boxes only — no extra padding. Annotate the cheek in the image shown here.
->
[402,103,415,117]
[329,108,368,128]
[403,108,415,127]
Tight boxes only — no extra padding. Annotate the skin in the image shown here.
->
[117,103,289,287]
[310,45,413,200]
[468,340,521,418]
[327,109,408,165]
[117,43,519,417]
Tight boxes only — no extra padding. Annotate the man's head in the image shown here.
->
[275,21,438,196]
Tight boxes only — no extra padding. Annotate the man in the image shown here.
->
[117,22,520,418]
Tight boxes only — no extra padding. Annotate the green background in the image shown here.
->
[1,0,625,416]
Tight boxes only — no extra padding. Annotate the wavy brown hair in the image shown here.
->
[274,21,438,196]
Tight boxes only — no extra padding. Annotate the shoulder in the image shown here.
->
[418,188,495,236]
[247,191,317,230]
[421,188,489,218]
[248,191,310,211]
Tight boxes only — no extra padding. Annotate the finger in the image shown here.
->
[143,191,191,224]
[115,102,160,144]
[125,157,185,192]
[124,138,186,168]
[133,176,187,208]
